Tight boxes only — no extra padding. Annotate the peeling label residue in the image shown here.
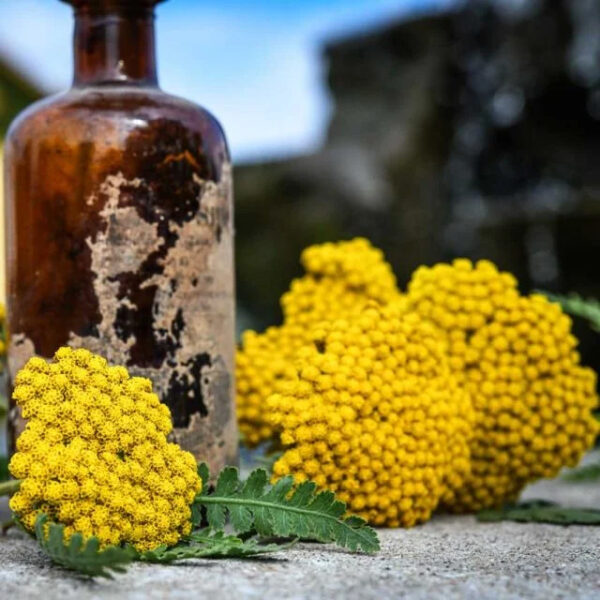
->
[7,333,37,439]
[69,173,162,363]
[68,165,237,473]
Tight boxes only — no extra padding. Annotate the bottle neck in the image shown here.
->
[72,4,158,87]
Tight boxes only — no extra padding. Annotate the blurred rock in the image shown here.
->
[234,0,600,373]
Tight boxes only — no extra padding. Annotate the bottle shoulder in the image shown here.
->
[5,91,69,143]
[5,85,229,161]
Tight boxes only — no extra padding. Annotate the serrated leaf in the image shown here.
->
[194,463,380,554]
[198,462,210,485]
[140,529,289,562]
[191,500,204,528]
[477,500,600,525]
[205,467,245,531]
[34,514,135,578]
[231,469,269,534]
[241,468,269,498]
[215,467,240,496]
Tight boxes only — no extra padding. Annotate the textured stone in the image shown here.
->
[0,463,599,599]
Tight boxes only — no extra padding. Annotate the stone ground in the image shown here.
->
[1,459,599,600]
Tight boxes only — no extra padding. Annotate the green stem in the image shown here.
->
[198,494,327,518]
[197,494,360,532]
[0,479,20,496]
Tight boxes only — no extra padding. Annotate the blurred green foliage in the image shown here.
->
[0,58,42,137]
[563,461,600,482]
[478,500,600,525]
[543,293,600,332]
[0,456,8,482]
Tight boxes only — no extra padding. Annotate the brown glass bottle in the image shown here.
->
[3,0,237,471]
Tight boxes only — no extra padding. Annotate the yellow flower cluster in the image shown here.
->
[267,304,474,527]
[406,259,599,511]
[9,347,201,551]
[237,238,402,447]
[237,240,598,524]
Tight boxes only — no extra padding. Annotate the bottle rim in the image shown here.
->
[59,1,167,6]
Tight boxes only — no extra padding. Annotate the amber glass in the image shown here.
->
[3,0,237,470]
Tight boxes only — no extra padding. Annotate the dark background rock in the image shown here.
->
[234,0,600,375]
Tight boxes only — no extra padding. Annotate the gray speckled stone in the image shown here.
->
[1,462,600,599]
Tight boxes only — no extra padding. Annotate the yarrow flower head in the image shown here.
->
[406,259,600,511]
[9,347,201,552]
[237,238,402,447]
[281,238,400,327]
[266,303,474,527]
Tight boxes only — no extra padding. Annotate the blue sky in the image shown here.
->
[0,0,453,161]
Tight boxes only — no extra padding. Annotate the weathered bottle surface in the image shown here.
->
[3,0,237,471]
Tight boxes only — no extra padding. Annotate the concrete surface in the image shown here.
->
[1,462,599,599]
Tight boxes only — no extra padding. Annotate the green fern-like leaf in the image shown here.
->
[477,500,600,525]
[141,529,289,563]
[541,292,600,332]
[34,514,136,578]
[562,462,600,482]
[194,463,380,554]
